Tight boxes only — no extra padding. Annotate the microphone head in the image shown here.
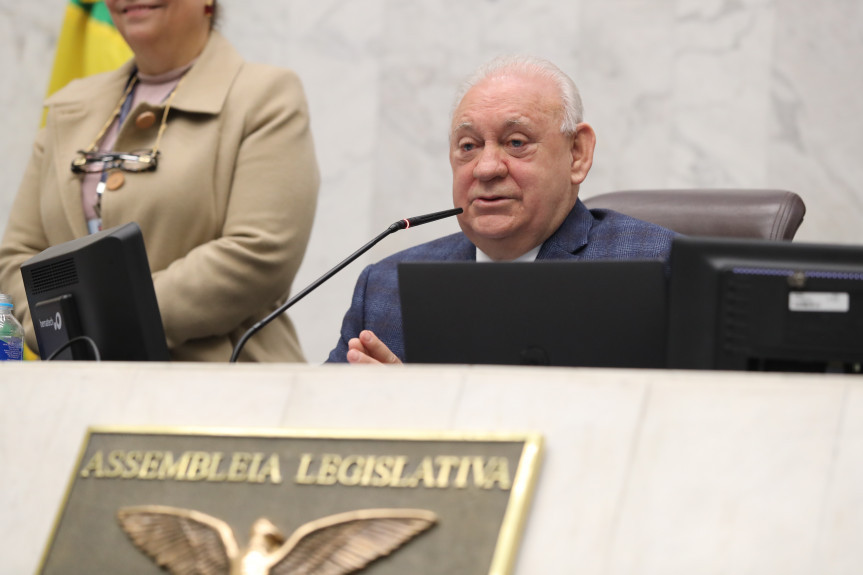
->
[393,207,464,231]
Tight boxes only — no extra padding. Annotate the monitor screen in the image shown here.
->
[668,236,863,373]
[21,222,170,361]
[399,260,668,368]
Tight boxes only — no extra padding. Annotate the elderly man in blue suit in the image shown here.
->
[328,56,675,364]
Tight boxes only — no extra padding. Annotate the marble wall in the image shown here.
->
[1,0,862,362]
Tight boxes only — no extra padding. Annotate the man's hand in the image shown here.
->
[346,330,403,364]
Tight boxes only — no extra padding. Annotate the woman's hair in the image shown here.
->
[452,55,584,135]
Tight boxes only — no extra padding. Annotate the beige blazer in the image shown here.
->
[0,32,319,362]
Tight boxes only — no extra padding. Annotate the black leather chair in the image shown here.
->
[582,189,806,240]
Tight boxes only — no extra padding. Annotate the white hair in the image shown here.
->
[452,55,584,135]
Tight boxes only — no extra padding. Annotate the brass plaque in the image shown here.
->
[38,427,543,575]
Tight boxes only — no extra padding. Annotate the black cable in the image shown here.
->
[45,336,102,361]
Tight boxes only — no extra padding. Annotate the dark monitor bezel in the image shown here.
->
[399,260,669,368]
[20,222,170,361]
[668,235,863,372]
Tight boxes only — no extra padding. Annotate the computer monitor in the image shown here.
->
[399,260,668,368]
[21,222,170,361]
[668,236,863,373]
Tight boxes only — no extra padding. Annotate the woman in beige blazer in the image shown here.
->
[0,0,319,362]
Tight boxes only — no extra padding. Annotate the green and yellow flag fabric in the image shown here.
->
[45,0,131,99]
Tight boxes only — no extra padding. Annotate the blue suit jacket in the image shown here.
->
[326,200,676,362]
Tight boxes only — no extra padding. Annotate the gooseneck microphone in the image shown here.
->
[390,208,464,230]
[229,207,463,362]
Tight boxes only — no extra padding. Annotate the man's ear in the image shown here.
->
[570,122,596,186]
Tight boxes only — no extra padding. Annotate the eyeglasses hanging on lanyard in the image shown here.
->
[70,72,185,217]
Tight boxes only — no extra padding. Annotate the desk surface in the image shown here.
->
[2,362,861,574]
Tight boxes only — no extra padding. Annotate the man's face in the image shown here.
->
[450,73,590,260]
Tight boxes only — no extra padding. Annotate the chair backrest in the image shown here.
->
[582,189,806,240]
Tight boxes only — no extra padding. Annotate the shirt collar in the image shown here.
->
[475,245,541,262]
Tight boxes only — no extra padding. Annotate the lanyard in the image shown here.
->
[88,74,139,234]
[98,73,139,187]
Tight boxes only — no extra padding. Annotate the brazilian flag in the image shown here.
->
[46,0,132,99]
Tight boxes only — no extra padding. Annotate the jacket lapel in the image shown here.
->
[170,31,244,115]
[447,235,477,261]
[536,200,594,261]
[46,63,134,238]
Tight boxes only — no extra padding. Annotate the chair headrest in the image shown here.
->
[582,189,806,240]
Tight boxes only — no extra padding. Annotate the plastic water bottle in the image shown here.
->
[0,293,24,361]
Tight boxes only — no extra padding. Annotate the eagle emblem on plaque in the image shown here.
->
[117,505,438,575]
